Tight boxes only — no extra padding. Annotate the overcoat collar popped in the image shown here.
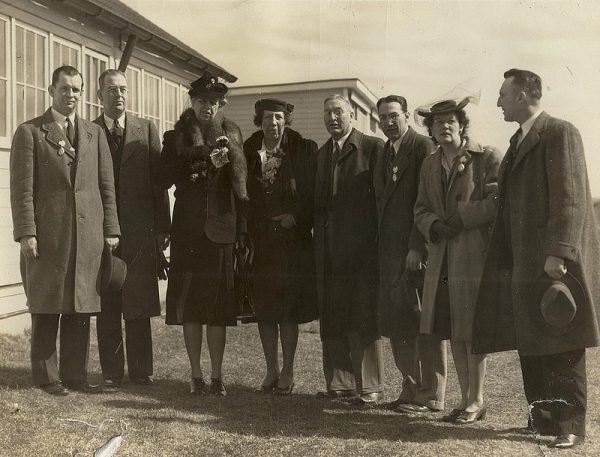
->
[335,127,363,165]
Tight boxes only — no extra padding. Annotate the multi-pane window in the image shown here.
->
[124,65,141,116]
[82,49,108,120]
[143,71,161,129]
[14,22,47,127]
[0,16,9,139]
[163,80,179,132]
[52,37,79,69]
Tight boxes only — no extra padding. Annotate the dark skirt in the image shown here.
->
[165,234,237,326]
[249,223,318,324]
[433,253,452,340]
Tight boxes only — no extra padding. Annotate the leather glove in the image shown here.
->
[445,213,464,232]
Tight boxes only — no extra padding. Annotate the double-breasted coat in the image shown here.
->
[10,108,120,314]
[414,140,502,341]
[314,128,385,343]
[473,112,600,356]
[94,114,171,319]
[374,127,434,338]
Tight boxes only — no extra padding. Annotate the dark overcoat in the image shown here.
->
[10,109,120,314]
[314,128,385,343]
[414,140,502,342]
[94,114,171,319]
[156,110,247,325]
[473,112,600,356]
[244,128,318,323]
[374,127,434,339]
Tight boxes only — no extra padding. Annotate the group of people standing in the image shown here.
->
[9,65,600,451]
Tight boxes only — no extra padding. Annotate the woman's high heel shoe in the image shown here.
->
[454,405,487,424]
[274,382,295,396]
[254,378,279,394]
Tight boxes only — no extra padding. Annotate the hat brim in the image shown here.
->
[416,97,470,118]
[538,271,585,334]
[189,84,228,99]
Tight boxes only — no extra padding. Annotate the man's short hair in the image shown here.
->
[51,65,84,90]
[98,69,126,90]
[324,94,353,111]
[376,95,408,112]
[504,68,542,100]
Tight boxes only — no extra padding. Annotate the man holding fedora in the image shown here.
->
[473,68,600,449]
[10,65,120,395]
[94,69,171,388]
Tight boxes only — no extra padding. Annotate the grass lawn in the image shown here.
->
[1,311,599,456]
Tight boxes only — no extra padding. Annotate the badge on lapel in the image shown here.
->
[392,165,398,182]
[57,140,75,157]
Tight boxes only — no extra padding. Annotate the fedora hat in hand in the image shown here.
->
[101,247,127,294]
[539,271,585,334]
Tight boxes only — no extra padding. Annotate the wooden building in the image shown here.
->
[0,0,235,333]
[224,79,385,148]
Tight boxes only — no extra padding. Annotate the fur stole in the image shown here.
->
[173,108,248,201]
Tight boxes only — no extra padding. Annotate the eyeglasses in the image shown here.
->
[106,86,128,94]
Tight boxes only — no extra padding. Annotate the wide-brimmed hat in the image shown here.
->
[538,271,585,335]
[188,73,228,99]
[416,97,470,119]
[254,98,294,114]
[100,247,127,294]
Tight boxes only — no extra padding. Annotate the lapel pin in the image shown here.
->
[58,140,65,156]
[392,174,397,182]
[393,166,398,173]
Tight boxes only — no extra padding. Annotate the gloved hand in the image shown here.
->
[445,213,464,232]
[430,220,460,241]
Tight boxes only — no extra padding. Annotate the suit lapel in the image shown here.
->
[511,111,547,170]
[336,128,360,166]
[122,115,141,165]
[41,109,76,161]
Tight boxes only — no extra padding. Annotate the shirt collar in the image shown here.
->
[332,129,352,151]
[103,112,126,130]
[520,109,543,141]
[50,108,76,129]
[390,127,409,154]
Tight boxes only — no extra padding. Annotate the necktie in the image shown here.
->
[66,117,75,147]
[332,141,341,172]
[111,120,124,147]
[506,127,522,169]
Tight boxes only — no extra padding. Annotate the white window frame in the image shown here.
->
[141,69,162,132]
[82,46,109,121]
[0,14,11,148]
[49,34,81,71]
[162,78,180,132]
[12,19,49,131]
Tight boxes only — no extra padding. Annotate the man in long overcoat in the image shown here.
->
[94,69,171,387]
[10,65,120,395]
[374,95,446,413]
[473,68,600,449]
[314,94,385,403]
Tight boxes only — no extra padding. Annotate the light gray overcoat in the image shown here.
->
[414,140,501,341]
[10,109,120,314]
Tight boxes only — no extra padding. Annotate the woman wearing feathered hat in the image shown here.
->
[243,98,318,395]
[155,73,248,396]
[413,97,502,423]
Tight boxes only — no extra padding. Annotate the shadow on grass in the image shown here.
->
[97,377,534,445]
[0,365,31,389]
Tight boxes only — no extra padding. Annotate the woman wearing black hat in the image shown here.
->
[413,98,502,423]
[156,74,248,396]
[244,98,318,395]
